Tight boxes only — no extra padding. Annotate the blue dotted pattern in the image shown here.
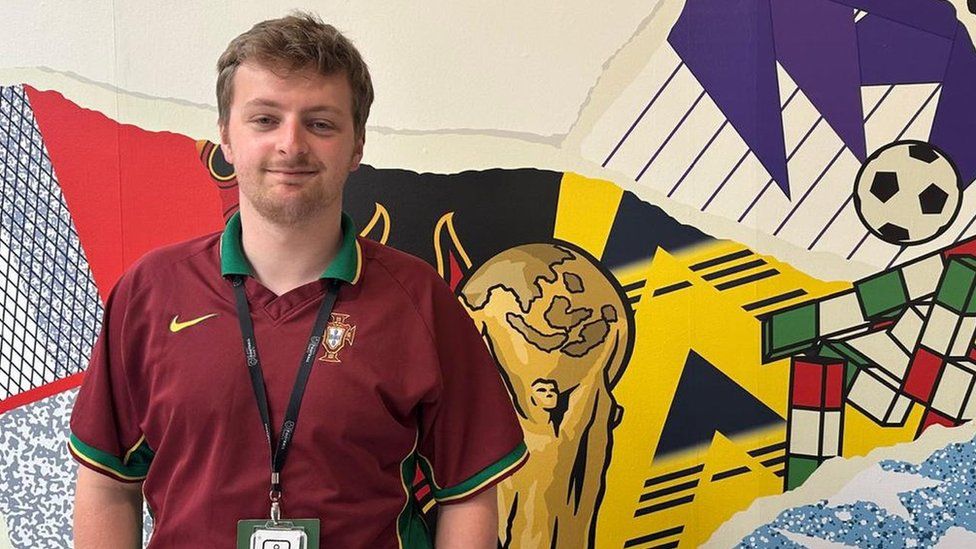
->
[737,432,976,548]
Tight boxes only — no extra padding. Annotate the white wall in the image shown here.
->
[0,1,657,137]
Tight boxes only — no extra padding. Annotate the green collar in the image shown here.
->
[220,211,361,284]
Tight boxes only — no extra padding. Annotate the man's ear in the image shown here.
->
[219,123,234,165]
[350,135,364,172]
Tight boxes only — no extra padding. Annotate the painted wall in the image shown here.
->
[2,1,976,547]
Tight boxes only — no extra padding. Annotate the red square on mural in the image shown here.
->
[904,348,944,403]
[823,362,844,410]
[791,358,845,409]
[791,359,824,408]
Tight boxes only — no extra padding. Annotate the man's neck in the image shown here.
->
[239,204,342,296]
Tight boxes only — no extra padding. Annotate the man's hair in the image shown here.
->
[216,12,374,139]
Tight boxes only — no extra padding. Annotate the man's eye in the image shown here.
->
[252,116,276,126]
[311,120,334,131]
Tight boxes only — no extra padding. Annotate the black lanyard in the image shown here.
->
[230,275,340,520]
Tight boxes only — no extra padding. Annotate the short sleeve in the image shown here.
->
[68,275,153,482]
[415,277,527,504]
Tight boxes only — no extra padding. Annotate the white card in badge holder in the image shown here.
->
[250,525,308,549]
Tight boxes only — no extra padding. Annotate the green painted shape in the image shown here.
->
[824,341,870,368]
[937,257,976,314]
[845,362,858,387]
[855,270,908,318]
[819,343,860,388]
[764,303,817,360]
[786,456,822,491]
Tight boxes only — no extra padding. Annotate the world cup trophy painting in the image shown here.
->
[459,243,634,549]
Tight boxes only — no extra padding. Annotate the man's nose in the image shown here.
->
[276,118,308,158]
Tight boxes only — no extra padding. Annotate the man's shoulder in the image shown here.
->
[358,237,445,289]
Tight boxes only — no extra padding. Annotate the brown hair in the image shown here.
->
[216,12,374,139]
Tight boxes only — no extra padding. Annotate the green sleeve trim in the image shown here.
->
[431,441,528,502]
[69,433,154,481]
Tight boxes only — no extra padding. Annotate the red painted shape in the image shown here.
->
[0,372,85,414]
[25,86,224,301]
[943,237,976,259]
[904,348,945,403]
[790,359,825,408]
[449,252,464,292]
[870,320,895,330]
[414,483,431,501]
[969,346,976,362]
[919,408,959,433]
[824,362,844,410]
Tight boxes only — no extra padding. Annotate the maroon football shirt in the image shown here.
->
[69,212,527,547]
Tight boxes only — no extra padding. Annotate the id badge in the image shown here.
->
[237,519,320,549]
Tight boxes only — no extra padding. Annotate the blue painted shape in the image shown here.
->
[772,0,866,160]
[668,0,791,197]
[930,24,976,188]
[857,14,952,85]
[600,191,709,269]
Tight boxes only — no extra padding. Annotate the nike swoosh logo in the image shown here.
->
[169,314,218,333]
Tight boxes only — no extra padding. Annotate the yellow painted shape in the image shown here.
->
[677,241,850,314]
[686,431,785,547]
[842,402,925,458]
[596,249,693,549]
[611,260,653,288]
[596,240,854,548]
[553,172,623,259]
[596,245,795,548]
[675,239,747,267]
[612,427,787,549]
[592,238,932,547]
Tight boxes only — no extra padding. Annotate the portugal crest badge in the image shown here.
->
[321,313,356,363]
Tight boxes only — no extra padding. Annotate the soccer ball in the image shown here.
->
[853,140,961,245]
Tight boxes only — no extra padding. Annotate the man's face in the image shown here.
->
[220,61,364,226]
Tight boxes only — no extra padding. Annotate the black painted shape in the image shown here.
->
[879,222,910,242]
[909,143,940,163]
[601,191,710,269]
[209,145,235,178]
[919,183,949,214]
[655,350,784,458]
[343,165,560,267]
[970,0,976,15]
[870,171,899,203]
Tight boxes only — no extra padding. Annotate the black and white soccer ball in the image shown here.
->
[853,140,961,245]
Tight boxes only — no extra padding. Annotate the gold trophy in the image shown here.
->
[460,243,633,549]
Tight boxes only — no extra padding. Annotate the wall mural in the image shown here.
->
[2,0,976,547]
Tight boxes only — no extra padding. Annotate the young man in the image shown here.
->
[70,13,526,548]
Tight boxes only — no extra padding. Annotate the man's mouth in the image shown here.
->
[265,168,321,182]
[266,168,319,175]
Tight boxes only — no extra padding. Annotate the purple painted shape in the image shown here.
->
[930,23,976,189]
[669,0,790,197]
[857,14,952,85]
[826,0,957,39]
[771,0,865,160]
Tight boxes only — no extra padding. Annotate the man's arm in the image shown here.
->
[434,486,498,549]
[74,466,144,548]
